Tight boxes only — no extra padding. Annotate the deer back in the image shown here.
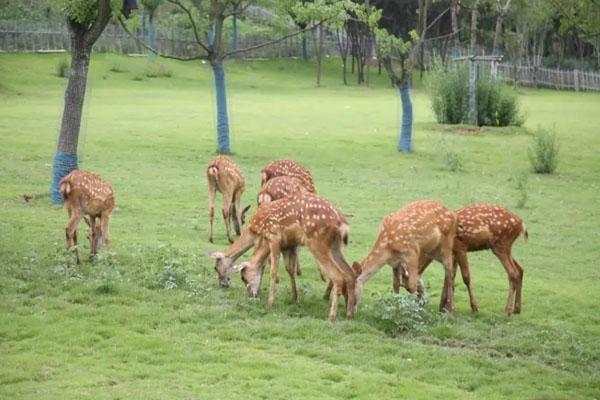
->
[247,192,347,246]
[260,159,316,193]
[207,155,245,193]
[257,176,307,205]
[456,204,526,251]
[59,171,114,216]
[372,200,456,258]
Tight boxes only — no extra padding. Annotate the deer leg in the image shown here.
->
[222,195,234,244]
[267,243,281,307]
[455,246,478,314]
[323,280,333,301]
[283,249,299,304]
[512,256,524,314]
[207,182,216,243]
[493,248,519,316]
[392,264,403,294]
[83,215,95,257]
[438,245,456,315]
[232,189,243,236]
[65,212,82,267]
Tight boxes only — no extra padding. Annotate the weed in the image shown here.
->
[528,127,560,174]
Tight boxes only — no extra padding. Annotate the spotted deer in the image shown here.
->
[352,200,458,314]
[232,193,356,321]
[207,227,256,288]
[393,204,527,315]
[260,159,316,193]
[207,156,251,243]
[59,170,115,267]
[257,176,307,205]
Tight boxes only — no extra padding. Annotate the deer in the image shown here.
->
[257,175,308,205]
[399,204,527,315]
[207,156,251,244]
[59,170,115,267]
[352,200,458,315]
[232,192,356,321]
[208,176,310,288]
[260,159,316,193]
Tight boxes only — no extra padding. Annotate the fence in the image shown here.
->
[0,19,340,59]
[495,64,600,92]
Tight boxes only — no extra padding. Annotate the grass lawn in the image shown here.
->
[0,53,599,399]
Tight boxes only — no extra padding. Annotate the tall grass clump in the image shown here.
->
[56,58,69,78]
[528,127,560,174]
[144,63,173,78]
[368,293,439,336]
[427,62,524,127]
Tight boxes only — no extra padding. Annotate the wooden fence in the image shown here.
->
[494,63,600,92]
[0,20,339,60]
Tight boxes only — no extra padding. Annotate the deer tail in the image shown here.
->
[521,223,528,242]
[339,223,350,246]
[59,179,72,201]
[207,165,219,177]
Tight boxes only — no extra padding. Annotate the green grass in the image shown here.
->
[1,53,600,399]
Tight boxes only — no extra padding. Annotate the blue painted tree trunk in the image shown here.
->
[302,34,308,60]
[231,15,238,55]
[148,16,156,62]
[211,62,231,153]
[398,81,413,152]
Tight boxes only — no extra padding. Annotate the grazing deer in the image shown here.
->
[260,159,316,193]
[233,193,355,321]
[352,200,457,314]
[59,170,115,267]
[392,204,527,316]
[207,156,251,243]
[207,227,256,288]
[257,176,307,205]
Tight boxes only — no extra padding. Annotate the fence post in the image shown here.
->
[468,59,478,125]
[574,69,580,92]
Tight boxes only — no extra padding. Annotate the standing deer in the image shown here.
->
[232,193,356,321]
[207,156,251,243]
[59,170,115,267]
[352,200,458,314]
[392,204,527,315]
[260,159,316,193]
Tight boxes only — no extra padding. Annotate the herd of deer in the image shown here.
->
[59,156,527,321]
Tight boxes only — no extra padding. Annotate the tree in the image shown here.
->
[492,0,512,55]
[364,0,424,152]
[50,0,132,204]
[140,0,162,61]
[120,0,326,153]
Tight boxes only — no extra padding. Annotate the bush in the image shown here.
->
[369,293,438,336]
[528,128,560,174]
[427,62,524,127]
[144,64,172,78]
[437,136,464,172]
[56,58,69,78]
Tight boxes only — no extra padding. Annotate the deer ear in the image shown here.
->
[352,262,362,275]
[242,205,251,216]
[207,251,225,259]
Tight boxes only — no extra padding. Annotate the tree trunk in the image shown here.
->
[148,13,156,62]
[316,25,324,87]
[398,81,413,152]
[211,62,231,153]
[302,33,308,60]
[231,14,238,56]
[470,4,478,55]
[51,30,91,203]
[451,0,460,57]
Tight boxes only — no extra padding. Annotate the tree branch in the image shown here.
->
[225,22,323,58]
[166,0,211,54]
[84,0,112,47]
[223,1,252,17]
[118,16,208,61]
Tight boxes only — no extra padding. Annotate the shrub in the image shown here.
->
[427,62,524,127]
[437,136,464,172]
[528,128,560,174]
[144,64,172,78]
[56,58,69,78]
[513,171,529,209]
[369,293,438,336]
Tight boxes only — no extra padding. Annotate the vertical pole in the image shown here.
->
[231,15,238,56]
[398,81,413,152]
[211,62,231,154]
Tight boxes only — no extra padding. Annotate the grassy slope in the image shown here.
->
[0,53,599,399]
